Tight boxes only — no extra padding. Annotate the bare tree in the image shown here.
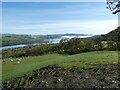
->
[106,0,120,14]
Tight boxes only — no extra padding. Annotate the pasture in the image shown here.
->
[2,51,118,82]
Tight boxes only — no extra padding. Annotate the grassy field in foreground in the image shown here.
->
[2,51,118,82]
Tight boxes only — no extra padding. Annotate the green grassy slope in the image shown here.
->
[2,51,118,82]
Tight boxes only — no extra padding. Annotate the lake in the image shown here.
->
[0,35,92,50]
[0,39,61,50]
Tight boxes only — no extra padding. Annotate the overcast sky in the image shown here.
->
[2,2,118,35]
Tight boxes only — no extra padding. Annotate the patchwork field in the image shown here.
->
[2,51,118,82]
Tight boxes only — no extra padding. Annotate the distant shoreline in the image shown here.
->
[1,35,92,50]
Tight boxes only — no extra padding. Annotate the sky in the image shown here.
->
[2,0,106,2]
[2,2,118,35]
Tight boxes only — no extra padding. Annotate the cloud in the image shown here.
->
[5,20,117,35]
[2,2,117,35]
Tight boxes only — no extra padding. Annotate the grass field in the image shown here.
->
[2,51,118,82]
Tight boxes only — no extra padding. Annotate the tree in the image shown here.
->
[106,0,120,14]
[106,0,120,50]
[106,27,120,50]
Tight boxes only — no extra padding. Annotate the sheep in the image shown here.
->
[17,61,20,64]
[18,59,21,61]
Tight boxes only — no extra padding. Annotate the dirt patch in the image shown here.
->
[2,64,119,89]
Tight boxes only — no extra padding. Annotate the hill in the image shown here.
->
[2,51,118,88]
[3,51,118,82]
[1,34,61,46]
[1,33,91,47]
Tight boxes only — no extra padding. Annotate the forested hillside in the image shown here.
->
[1,34,61,46]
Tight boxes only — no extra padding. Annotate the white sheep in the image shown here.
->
[18,59,21,61]
[17,61,20,64]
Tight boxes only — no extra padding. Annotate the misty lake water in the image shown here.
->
[0,38,61,50]
[0,36,91,50]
